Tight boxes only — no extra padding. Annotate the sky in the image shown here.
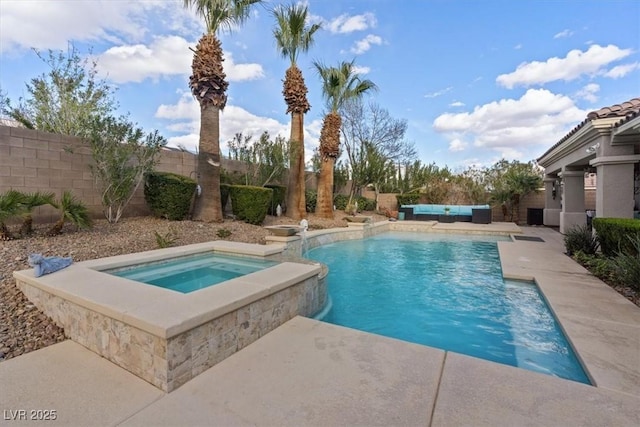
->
[1,0,639,171]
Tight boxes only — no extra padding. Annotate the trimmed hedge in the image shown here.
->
[334,194,349,210]
[305,190,317,213]
[229,185,272,225]
[220,184,231,212]
[264,184,286,216]
[592,217,640,257]
[144,172,196,220]
[356,196,376,211]
[396,192,421,206]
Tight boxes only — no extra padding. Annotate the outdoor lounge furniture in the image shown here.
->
[399,204,492,223]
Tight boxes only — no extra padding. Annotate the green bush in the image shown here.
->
[592,218,640,257]
[357,196,376,211]
[220,184,231,212]
[305,190,317,213]
[334,194,349,210]
[396,192,421,206]
[573,251,616,283]
[144,172,196,220]
[611,234,640,290]
[264,184,286,216]
[563,224,599,256]
[229,185,272,225]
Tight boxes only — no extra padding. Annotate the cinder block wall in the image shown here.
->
[0,125,599,224]
[2,126,227,223]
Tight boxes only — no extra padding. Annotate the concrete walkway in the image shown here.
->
[1,225,639,426]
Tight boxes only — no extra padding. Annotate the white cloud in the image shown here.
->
[424,87,452,98]
[514,44,523,50]
[449,101,465,107]
[327,13,376,34]
[449,139,467,152]
[432,89,587,160]
[96,37,264,83]
[156,93,320,163]
[0,0,195,53]
[603,62,640,78]
[351,34,383,54]
[352,65,371,75]
[156,92,199,120]
[496,44,632,89]
[553,29,574,39]
[576,83,600,103]
[96,36,192,83]
[224,51,265,82]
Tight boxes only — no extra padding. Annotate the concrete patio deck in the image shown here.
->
[1,225,639,426]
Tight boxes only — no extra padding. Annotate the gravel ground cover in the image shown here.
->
[2,213,637,361]
[0,213,387,361]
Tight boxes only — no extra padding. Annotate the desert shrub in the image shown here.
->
[154,226,178,248]
[573,251,616,283]
[0,189,27,240]
[611,234,640,290]
[216,228,232,238]
[357,196,376,211]
[396,192,420,206]
[592,218,640,257]
[264,184,286,215]
[220,184,232,212]
[334,194,349,210]
[305,190,317,213]
[229,185,272,225]
[47,191,91,236]
[144,172,196,220]
[563,224,599,256]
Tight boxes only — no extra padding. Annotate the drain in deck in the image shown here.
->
[513,235,545,242]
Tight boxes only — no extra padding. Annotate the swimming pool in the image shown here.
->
[107,252,278,293]
[306,232,590,384]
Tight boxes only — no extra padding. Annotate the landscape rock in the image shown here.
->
[0,214,384,361]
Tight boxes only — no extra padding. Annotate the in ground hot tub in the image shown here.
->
[14,241,326,392]
[106,252,279,293]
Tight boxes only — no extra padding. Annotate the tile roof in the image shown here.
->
[537,97,640,162]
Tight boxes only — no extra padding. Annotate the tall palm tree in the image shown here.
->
[183,0,261,222]
[313,60,377,218]
[272,3,321,220]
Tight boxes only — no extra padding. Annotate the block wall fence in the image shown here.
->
[1,125,594,225]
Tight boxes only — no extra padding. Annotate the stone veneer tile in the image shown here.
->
[16,261,326,392]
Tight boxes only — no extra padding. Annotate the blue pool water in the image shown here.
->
[306,232,590,384]
[107,252,278,293]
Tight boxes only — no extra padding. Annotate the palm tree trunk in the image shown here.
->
[20,215,33,236]
[0,223,14,240]
[287,112,306,220]
[316,157,335,219]
[192,104,223,222]
[47,219,64,236]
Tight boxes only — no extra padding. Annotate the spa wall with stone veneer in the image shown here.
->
[16,274,325,392]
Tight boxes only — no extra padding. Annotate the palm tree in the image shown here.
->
[0,190,26,240]
[183,0,261,222]
[47,191,91,236]
[313,60,377,218]
[19,191,57,236]
[272,3,321,220]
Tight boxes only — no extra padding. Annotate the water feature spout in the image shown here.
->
[299,219,309,256]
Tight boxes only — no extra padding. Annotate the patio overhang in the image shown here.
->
[536,98,640,231]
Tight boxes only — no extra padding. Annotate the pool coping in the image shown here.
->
[3,222,639,425]
[13,241,321,339]
[13,240,327,391]
[272,219,639,397]
[497,229,640,397]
